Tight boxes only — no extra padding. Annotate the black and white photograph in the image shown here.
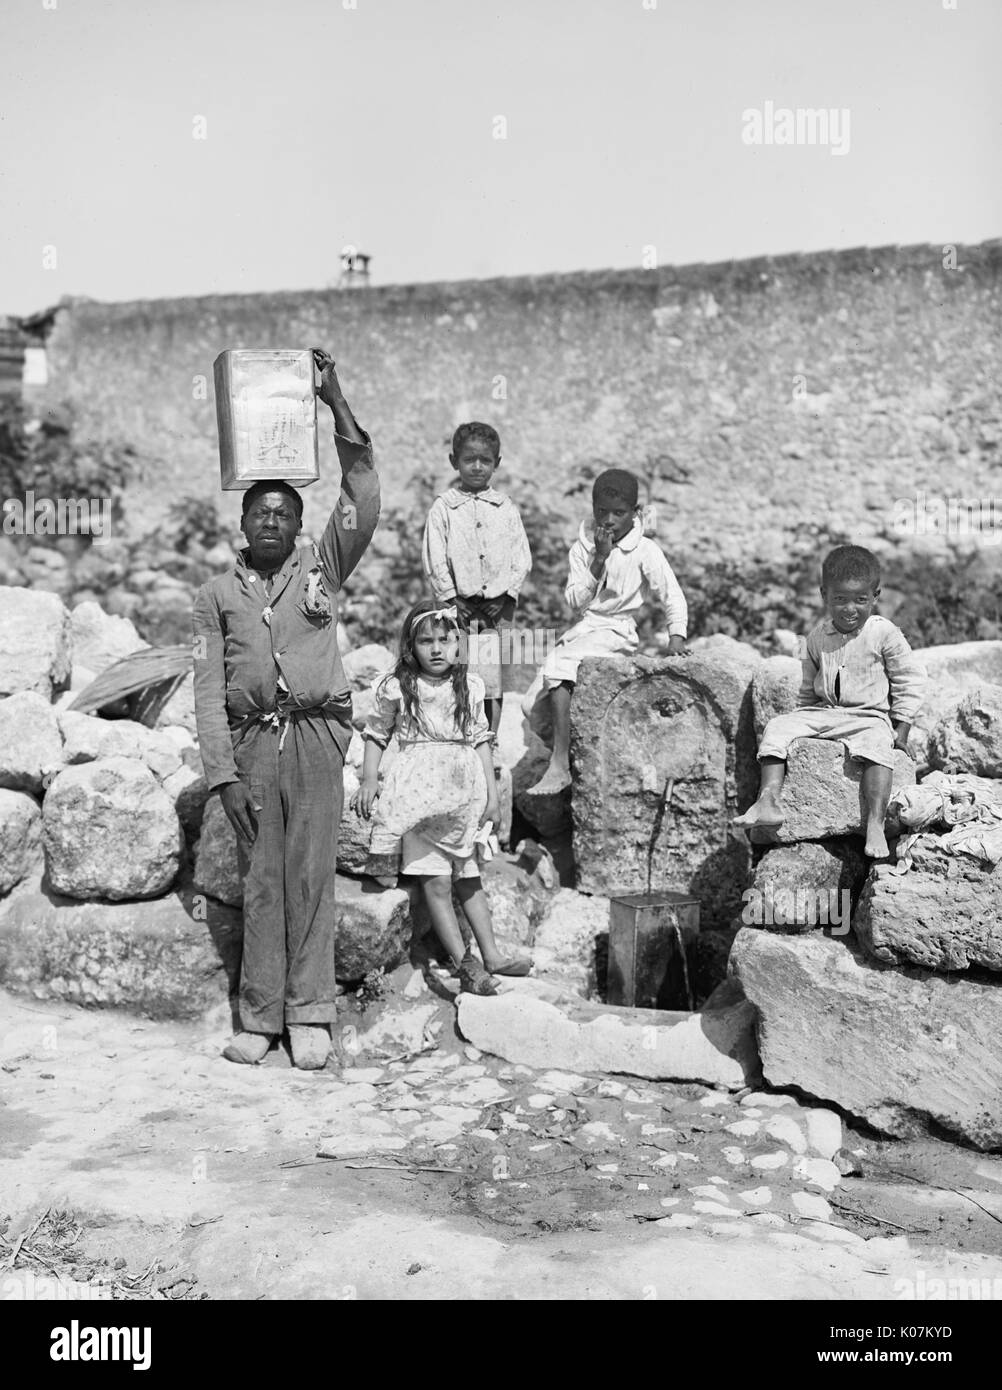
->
[1,0,1000,1347]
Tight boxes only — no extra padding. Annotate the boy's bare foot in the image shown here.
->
[222,1031,275,1065]
[288,1024,332,1070]
[527,761,571,795]
[864,825,890,860]
[732,789,784,829]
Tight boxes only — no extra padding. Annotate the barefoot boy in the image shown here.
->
[734,545,926,858]
[529,467,689,794]
[422,423,531,738]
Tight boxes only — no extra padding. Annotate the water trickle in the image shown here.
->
[670,919,694,1012]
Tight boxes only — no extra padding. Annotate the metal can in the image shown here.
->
[213,348,320,491]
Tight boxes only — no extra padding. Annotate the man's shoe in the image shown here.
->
[289,1024,332,1070]
[222,1031,275,1065]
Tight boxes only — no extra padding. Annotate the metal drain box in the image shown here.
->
[214,348,320,491]
[607,890,700,1010]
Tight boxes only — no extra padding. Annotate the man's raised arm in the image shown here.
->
[312,347,380,590]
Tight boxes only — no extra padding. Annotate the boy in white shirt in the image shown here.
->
[422,423,531,737]
[529,468,689,794]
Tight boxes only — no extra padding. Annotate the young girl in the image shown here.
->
[351,597,532,992]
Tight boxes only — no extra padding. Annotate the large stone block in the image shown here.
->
[479,855,551,953]
[0,586,71,699]
[0,872,240,1019]
[769,739,916,843]
[333,874,411,982]
[730,928,1002,1149]
[193,794,242,907]
[0,790,43,895]
[571,639,762,927]
[43,757,183,901]
[744,839,865,932]
[531,887,611,997]
[914,639,1002,692]
[928,686,1002,778]
[58,710,182,780]
[338,765,374,875]
[855,844,1002,975]
[69,600,148,675]
[751,655,801,741]
[0,692,64,794]
[161,753,210,839]
[456,977,758,1088]
[907,641,1002,770]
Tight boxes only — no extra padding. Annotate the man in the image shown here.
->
[193,348,379,1069]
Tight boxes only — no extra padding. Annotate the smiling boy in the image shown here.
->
[734,544,926,858]
[422,422,531,737]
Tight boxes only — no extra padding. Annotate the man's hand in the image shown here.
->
[666,635,690,657]
[893,721,913,757]
[220,781,261,843]
[351,777,379,819]
[312,348,342,409]
[453,596,475,626]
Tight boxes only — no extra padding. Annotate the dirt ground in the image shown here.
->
[1,983,1000,1302]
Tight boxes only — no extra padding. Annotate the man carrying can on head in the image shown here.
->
[192,348,379,1070]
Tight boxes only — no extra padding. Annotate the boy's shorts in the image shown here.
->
[759,707,895,768]
[541,615,638,689]
[463,595,516,699]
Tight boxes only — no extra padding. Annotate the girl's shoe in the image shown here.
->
[222,1031,275,1065]
[288,1024,332,1070]
[488,957,532,977]
[458,952,497,996]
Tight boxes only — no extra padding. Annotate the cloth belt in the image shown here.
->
[234,695,352,754]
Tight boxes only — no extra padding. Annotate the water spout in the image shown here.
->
[646,775,675,896]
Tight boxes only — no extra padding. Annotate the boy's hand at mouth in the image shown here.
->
[593,525,614,560]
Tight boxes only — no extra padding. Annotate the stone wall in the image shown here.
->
[34,240,1002,562]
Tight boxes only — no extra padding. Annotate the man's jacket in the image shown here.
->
[192,429,379,791]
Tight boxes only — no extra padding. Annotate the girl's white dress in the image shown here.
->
[362,671,493,878]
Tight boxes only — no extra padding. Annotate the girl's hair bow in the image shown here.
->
[422,605,460,627]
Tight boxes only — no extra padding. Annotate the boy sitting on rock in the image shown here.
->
[528,467,689,793]
[734,544,926,858]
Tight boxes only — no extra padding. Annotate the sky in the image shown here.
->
[1,0,999,315]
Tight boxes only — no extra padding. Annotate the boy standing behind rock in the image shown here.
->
[422,423,531,739]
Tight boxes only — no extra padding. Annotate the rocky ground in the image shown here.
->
[2,976,1000,1302]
